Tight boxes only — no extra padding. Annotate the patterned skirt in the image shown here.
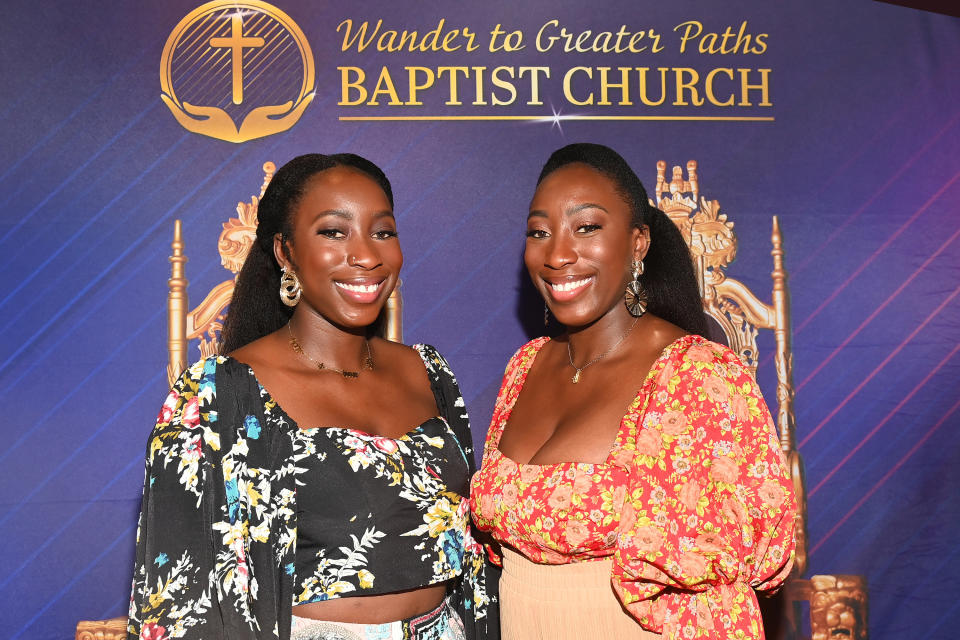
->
[290,598,465,640]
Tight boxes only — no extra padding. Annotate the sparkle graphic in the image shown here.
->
[537,104,569,135]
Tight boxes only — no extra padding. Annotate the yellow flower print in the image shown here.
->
[357,569,375,589]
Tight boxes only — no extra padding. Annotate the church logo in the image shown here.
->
[160,1,316,143]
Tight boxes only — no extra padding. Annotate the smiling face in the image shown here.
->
[526,163,648,328]
[274,166,401,330]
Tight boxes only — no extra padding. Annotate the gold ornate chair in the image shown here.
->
[76,162,404,640]
[655,160,868,640]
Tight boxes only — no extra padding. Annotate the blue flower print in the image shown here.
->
[225,478,240,523]
[244,414,261,440]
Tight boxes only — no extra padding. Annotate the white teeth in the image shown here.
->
[549,277,592,292]
[336,282,380,293]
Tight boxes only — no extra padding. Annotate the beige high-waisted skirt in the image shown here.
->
[500,547,659,640]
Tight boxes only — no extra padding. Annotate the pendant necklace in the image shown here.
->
[287,324,374,378]
[566,317,638,384]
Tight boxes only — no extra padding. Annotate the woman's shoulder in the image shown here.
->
[167,354,227,396]
[670,335,747,367]
[655,334,755,394]
[502,336,551,375]
[407,342,458,382]
[171,353,252,391]
[158,354,254,428]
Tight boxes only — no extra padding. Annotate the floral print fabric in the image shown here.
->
[128,345,498,640]
[470,335,796,640]
[292,417,470,604]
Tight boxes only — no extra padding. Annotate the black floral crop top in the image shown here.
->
[127,345,499,640]
[291,407,471,604]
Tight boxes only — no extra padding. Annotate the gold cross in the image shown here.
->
[209,13,265,105]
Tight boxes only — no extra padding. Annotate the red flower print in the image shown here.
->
[703,375,728,403]
[661,410,688,435]
[686,343,716,363]
[679,551,708,578]
[469,336,797,639]
[547,485,573,510]
[180,396,200,428]
[619,501,637,532]
[140,623,169,640]
[632,525,665,553]
[695,532,724,553]
[565,519,590,548]
[694,596,716,630]
[720,583,735,610]
[479,493,494,519]
[660,362,677,384]
[758,478,786,507]
[730,392,752,421]
[721,496,747,526]
[573,472,593,495]
[372,437,399,454]
[519,464,540,484]
[612,485,626,506]
[157,391,179,423]
[612,447,635,468]
[679,481,701,512]
[501,483,519,508]
[710,456,739,483]
[636,429,663,457]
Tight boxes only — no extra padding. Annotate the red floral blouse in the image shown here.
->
[470,335,796,639]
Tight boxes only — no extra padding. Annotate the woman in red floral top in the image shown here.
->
[470,144,796,640]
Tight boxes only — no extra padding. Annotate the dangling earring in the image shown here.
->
[544,302,550,327]
[624,259,648,317]
[279,266,301,307]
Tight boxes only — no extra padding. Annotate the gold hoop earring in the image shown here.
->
[624,259,648,317]
[280,266,301,307]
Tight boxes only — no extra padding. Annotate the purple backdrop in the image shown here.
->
[1,1,958,638]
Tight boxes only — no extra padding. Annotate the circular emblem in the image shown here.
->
[160,0,315,143]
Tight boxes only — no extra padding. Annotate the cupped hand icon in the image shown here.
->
[161,92,315,143]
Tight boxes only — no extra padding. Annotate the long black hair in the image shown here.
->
[537,143,707,337]
[219,153,394,353]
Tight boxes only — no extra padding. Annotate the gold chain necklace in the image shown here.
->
[566,317,639,384]
[287,324,373,378]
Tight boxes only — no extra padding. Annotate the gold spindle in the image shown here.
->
[770,215,795,452]
[771,215,808,574]
[167,220,189,386]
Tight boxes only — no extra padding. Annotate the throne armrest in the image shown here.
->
[76,616,126,640]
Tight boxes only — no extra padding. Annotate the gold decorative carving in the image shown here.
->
[167,220,188,387]
[789,575,869,640]
[655,160,861,637]
[75,616,126,640]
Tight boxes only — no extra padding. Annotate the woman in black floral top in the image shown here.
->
[127,154,499,640]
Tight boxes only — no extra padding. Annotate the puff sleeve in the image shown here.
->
[611,340,796,639]
[127,358,223,639]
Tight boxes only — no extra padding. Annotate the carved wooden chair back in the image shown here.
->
[656,160,868,639]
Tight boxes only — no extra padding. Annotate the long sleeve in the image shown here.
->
[128,357,296,640]
[611,340,796,639]
[128,358,222,640]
